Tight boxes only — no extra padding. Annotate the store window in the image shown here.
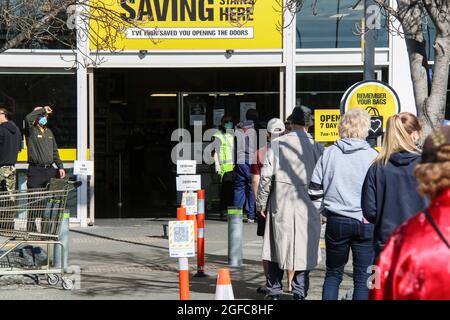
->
[0,2,75,50]
[296,72,363,109]
[296,72,363,138]
[423,17,436,61]
[0,73,77,148]
[0,73,77,217]
[296,0,388,49]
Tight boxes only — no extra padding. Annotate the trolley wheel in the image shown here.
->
[62,277,74,290]
[47,274,60,286]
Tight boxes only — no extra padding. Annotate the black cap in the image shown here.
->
[287,106,311,126]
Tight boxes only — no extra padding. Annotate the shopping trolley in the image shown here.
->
[0,179,81,290]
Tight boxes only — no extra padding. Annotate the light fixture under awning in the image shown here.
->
[150,93,177,97]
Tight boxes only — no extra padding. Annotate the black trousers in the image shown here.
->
[27,165,58,189]
[266,261,310,298]
[220,171,234,212]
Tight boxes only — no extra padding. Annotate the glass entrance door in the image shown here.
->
[179,91,279,212]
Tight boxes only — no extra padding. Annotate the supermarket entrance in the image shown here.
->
[94,68,280,218]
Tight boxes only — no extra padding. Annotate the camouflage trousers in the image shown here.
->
[0,165,16,192]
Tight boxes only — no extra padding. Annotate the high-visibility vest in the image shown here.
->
[213,131,234,177]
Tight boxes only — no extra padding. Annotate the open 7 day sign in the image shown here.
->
[314,109,341,142]
[90,0,282,50]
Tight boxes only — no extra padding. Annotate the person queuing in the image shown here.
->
[256,107,324,300]
[362,112,426,258]
[370,126,450,300]
[213,115,235,218]
[25,106,65,189]
[308,109,378,300]
[0,108,22,192]
[234,110,259,223]
[251,118,295,295]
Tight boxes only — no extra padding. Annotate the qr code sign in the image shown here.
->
[174,225,189,243]
[185,196,196,207]
[169,221,195,258]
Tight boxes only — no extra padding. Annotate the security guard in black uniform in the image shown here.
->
[25,106,65,189]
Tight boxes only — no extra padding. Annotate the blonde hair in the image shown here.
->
[338,108,371,139]
[375,112,422,165]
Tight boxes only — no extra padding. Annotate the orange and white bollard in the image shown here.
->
[179,257,190,300]
[177,206,187,220]
[177,207,190,300]
[187,215,198,241]
[195,189,206,277]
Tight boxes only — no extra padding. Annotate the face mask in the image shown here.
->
[224,122,233,130]
[38,117,48,126]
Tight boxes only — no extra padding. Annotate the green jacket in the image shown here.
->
[25,109,63,169]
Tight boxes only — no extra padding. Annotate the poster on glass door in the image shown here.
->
[240,102,256,122]
[189,102,206,125]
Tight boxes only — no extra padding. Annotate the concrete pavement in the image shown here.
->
[0,217,353,300]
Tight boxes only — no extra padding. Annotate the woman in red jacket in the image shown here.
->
[370,126,450,300]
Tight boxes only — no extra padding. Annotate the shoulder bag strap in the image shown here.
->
[423,209,450,249]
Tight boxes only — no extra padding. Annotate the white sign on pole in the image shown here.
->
[169,220,195,258]
[181,192,198,215]
[177,160,197,174]
[176,175,201,191]
[73,160,94,176]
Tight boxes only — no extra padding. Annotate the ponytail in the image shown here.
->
[375,112,422,165]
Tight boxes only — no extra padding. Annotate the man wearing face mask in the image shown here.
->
[25,106,65,189]
[213,115,235,218]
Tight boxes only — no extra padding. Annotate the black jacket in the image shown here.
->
[25,109,63,169]
[362,152,427,256]
[0,121,22,166]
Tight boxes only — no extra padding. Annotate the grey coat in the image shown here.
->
[256,129,324,271]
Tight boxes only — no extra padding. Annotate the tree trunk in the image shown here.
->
[405,38,430,122]
[422,35,450,136]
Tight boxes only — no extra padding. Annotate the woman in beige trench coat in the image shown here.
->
[256,106,323,300]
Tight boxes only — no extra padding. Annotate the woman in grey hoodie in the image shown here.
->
[308,108,378,300]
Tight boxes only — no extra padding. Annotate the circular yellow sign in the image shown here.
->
[341,80,401,129]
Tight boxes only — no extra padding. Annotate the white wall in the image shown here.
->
[388,1,416,115]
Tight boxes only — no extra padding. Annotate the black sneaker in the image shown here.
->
[293,294,305,300]
[256,286,268,294]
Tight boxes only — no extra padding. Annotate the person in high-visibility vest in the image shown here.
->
[213,115,235,218]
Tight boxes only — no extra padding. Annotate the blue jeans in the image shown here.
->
[322,214,375,300]
[233,163,255,219]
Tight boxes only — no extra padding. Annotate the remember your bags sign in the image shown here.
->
[341,80,401,136]
[90,0,282,50]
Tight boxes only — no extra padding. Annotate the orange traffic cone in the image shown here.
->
[215,268,234,300]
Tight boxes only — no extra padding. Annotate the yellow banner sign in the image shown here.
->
[17,149,90,162]
[341,80,401,129]
[314,109,341,142]
[90,0,282,50]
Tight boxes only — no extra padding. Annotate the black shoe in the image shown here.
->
[293,294,305,300]
[256,286,268,294]
[264,294,280,300]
